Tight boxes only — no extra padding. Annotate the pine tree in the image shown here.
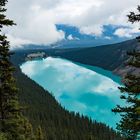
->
[23,118,35,140]
[112,6,140,140]
[0,132,7,140]
[0,0,35,139]
[35,126,44,140]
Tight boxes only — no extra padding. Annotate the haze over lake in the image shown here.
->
[20,57,123,128]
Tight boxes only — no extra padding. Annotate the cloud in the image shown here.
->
[6,0,140,48]
[67,34,80,40]
[67,34,74,40]
[91,79,119,97]
[79,25,103,36]
[114,27,140,38]
[61,99,87,113]
[104,36,111,40]
[20,61,37,76]
[7,34,32,50]
[5,1,65,49]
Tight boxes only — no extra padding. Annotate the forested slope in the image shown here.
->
[12,39,139,76]
[51,39,139,75]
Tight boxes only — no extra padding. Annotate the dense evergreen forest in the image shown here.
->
[50,39,139,72]
[11,54,123,140]
[0,0,41,139]
[113,7,140,140]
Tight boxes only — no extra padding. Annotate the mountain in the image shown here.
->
[20,24,131,50]
[13,39,140,76]
[16,25,138,51]
[12,38,140,77]
[16,39,125,50]
[48,39,140,76]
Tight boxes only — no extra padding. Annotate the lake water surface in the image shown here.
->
[20,57,123,128]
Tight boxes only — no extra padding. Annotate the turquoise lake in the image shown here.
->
[20,57,123,128]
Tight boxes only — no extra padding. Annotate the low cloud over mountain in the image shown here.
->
[5,0,140,49]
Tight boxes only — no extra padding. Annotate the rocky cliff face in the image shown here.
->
[113,41,140,77]
[114,65,140,77]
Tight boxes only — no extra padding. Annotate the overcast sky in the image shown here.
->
[4,0,140,48]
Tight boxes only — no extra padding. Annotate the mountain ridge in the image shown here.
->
[12,38,140,77]
[49,38,140,76]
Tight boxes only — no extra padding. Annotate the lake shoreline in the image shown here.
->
[20,57,123,128]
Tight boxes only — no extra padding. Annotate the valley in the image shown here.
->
[20,57,123,128]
